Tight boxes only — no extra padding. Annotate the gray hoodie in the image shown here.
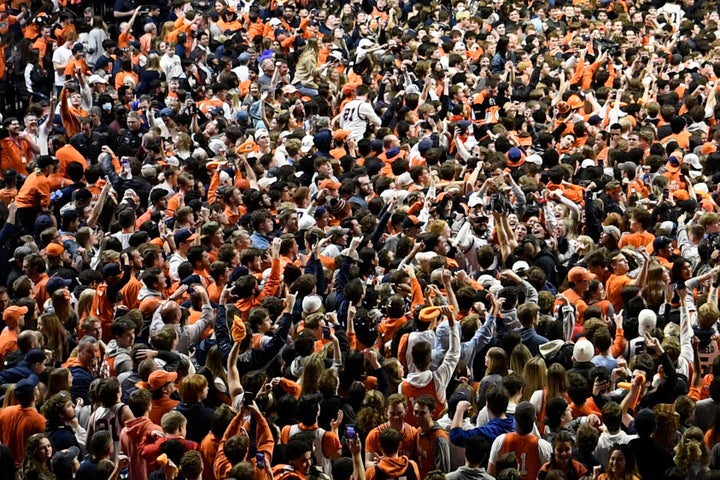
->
[447,466,494,480]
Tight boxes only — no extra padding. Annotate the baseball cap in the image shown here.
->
[46,276,72,296]
[148,370,178,390]
[402,215,424,229]
[72,43,84,53]
[25,349,47,364]
[14,374,39,403]
[51,447,81,478]
[332,129,351,141]
[11,246,32,262]
[3,305,28,328]
[46,243,65,258]
[326,226,349,237]
[618,161,637,173]
[37,155,54,169]
[301,135,314,153]
[633,408,656,436]
[302,294,323,314]
[602,225,621,241]
[573,339,594,363]
[568,266,594,283]
[102,263,122,278]
[512,261,530,274]
[174,228,198,245]
[87,74,108,85]
[447,387,472,415]
[319,179,341,190]
[638,309,657,336]
[652,235,673,251]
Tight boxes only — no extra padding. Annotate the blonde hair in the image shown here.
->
[522,357,547,401]
[299,353,325,397]
[485,347,508,377]
[510,343,532,375]
[178,374,208,403]
[674,427,709,472]
[77,289,96,320]
[547,363,568,400]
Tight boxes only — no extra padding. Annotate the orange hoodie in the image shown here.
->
[366,456,420,480]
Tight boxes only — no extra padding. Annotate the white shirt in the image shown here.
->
[52,45,73,87]
[339,98,382,141]
[160,53,183,79]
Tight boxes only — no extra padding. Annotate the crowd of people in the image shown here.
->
[1,0,720,479]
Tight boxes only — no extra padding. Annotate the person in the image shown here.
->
[340,84,382,141]
[628,409,674,480]
[76,431,114,480]
[49,446,81,479]
[401,302,459,426]
[487,402,551,480]
[447,436,493,480]
[451,387,516,447]
[0,305,28,364]
[16,433,54,480]
[537,431,588,480]
[596,444,640,480]
[42,390,84,453]
[2,0,720,476]
[63,336,99,404]
[173,374,214,444]
[279,394,342,475]
[365,428,420,480]
[413,394,451,477]
[15,155,54,234]
[119,388,162,480]
[272,439,312,480]
[0,375,46,466]
[85,377,134,462]
[365,393,416,465]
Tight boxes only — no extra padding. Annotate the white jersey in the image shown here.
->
[340,99,382,141]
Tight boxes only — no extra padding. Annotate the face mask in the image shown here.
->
[102,103,112,111]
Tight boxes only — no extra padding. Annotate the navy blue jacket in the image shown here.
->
[0,361,35,384]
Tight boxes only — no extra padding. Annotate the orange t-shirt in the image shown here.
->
[618,231,654,249]
[606,273,632,312]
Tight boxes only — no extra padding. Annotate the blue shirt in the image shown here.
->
[250,232,271,250]
[450,417,515,447]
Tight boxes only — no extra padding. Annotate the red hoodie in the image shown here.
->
[120,416,162,480]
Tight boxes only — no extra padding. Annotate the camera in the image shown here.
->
[486,192,513,214]
[596,39,620,56]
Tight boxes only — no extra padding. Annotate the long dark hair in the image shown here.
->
[605,444,638,480]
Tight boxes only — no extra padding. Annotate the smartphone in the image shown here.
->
[256,452,265,469]
[322,326,331,339]
[243,392,255,407]
[663,188,670,199]
[346,425,357,441]
[597,158,603,167]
